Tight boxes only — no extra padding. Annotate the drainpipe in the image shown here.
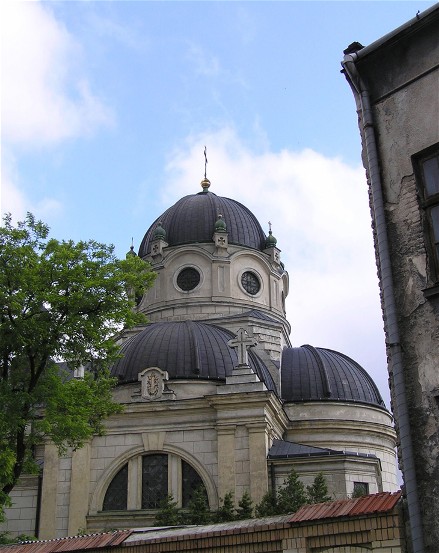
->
[342,54,424,553]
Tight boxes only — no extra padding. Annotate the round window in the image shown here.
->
[177,267,200,291]
[241,271,260,295]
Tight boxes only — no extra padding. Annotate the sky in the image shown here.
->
[2,0,437,409]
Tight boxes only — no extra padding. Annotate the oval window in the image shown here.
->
[241,271,260,295]
[177,267,201,291]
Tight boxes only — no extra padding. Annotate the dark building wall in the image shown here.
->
[343,6,439,553]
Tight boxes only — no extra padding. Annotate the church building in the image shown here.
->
[2,176,398,539]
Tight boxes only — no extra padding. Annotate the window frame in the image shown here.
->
[413,143,439,290]
[353,481,369,497]
[101,452,207,512]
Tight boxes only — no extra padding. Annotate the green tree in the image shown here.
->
[306,472,332,504]
[276,468,307,514]
[214,491,235,522]
[0,213,155,515]
[235,490,253,520]
[154,494,181,526]
[255,489,278,517]
[183,486,211,525]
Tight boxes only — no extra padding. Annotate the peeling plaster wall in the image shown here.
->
[353,12,439,550]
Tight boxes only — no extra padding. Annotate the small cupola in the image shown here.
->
[264,222,281,267]
[126,239,137,258]
[265,230,277,248]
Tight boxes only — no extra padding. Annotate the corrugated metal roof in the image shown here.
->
[2,531,132,553]
[124,515,293,544]
[290,491,402,522]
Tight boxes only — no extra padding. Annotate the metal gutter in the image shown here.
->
[341,53,425,553]
[353,3,439,61]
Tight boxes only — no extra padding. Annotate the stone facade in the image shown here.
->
[342,5,439,552]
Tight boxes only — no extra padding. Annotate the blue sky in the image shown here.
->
[2,1,437,407]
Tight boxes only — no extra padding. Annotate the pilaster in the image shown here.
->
[38,443,59,539]
[248,425,269,504]
[67,443,91,535]
[217,426,236,498]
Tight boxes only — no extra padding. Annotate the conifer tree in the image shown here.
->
[184,486,211,525]
[154,494,181,526]
[255,489,278,517]
[276,468,307,514]
[235,490,253,520]
[214,491,235,522]
[306,472,332,504]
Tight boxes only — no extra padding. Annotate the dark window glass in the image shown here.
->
[177,267,200,291]
[423,155,439,197]
[353,481,369,497]
[431,205,439,261]
[416,148,439,282]
[241,271,260,295]
[103,464,128,511]
[142,454,168,509]
[182,460,206,507]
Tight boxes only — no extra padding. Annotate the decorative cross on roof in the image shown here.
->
[228,328,258,367]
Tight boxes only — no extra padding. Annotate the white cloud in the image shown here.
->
[1,152,63,223]
[1,1,113,148]
[186,43,221,77]
[161,127,390,405]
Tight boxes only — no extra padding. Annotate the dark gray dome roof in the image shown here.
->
[281,345,385,408]
[139,191,267,257]
[111,321,276,390]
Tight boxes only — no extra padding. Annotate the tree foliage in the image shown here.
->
[255,489,278,517]
[154,495,181,526]
[276,468,308,514]
[0,213,155,513]
[213,491,235,522]
[255,470,332,517]
[306,472,332,503]
[184,486,211,525]
[235,490,253,520]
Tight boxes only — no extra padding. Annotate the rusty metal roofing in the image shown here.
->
[1,531,132,553]
[290,491,402,522]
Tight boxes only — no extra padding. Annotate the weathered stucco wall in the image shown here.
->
[350,10,439,550]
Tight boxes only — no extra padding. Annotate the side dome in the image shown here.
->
[111,321,276,390]
[281,345,385,407]
[139,191,266,257]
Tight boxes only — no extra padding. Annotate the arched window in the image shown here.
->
[102,453,206,511]
[103,464,128,511]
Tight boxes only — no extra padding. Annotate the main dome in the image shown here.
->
[281,345,385,407]
[138,189,267,257]
[111,320,276,391]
